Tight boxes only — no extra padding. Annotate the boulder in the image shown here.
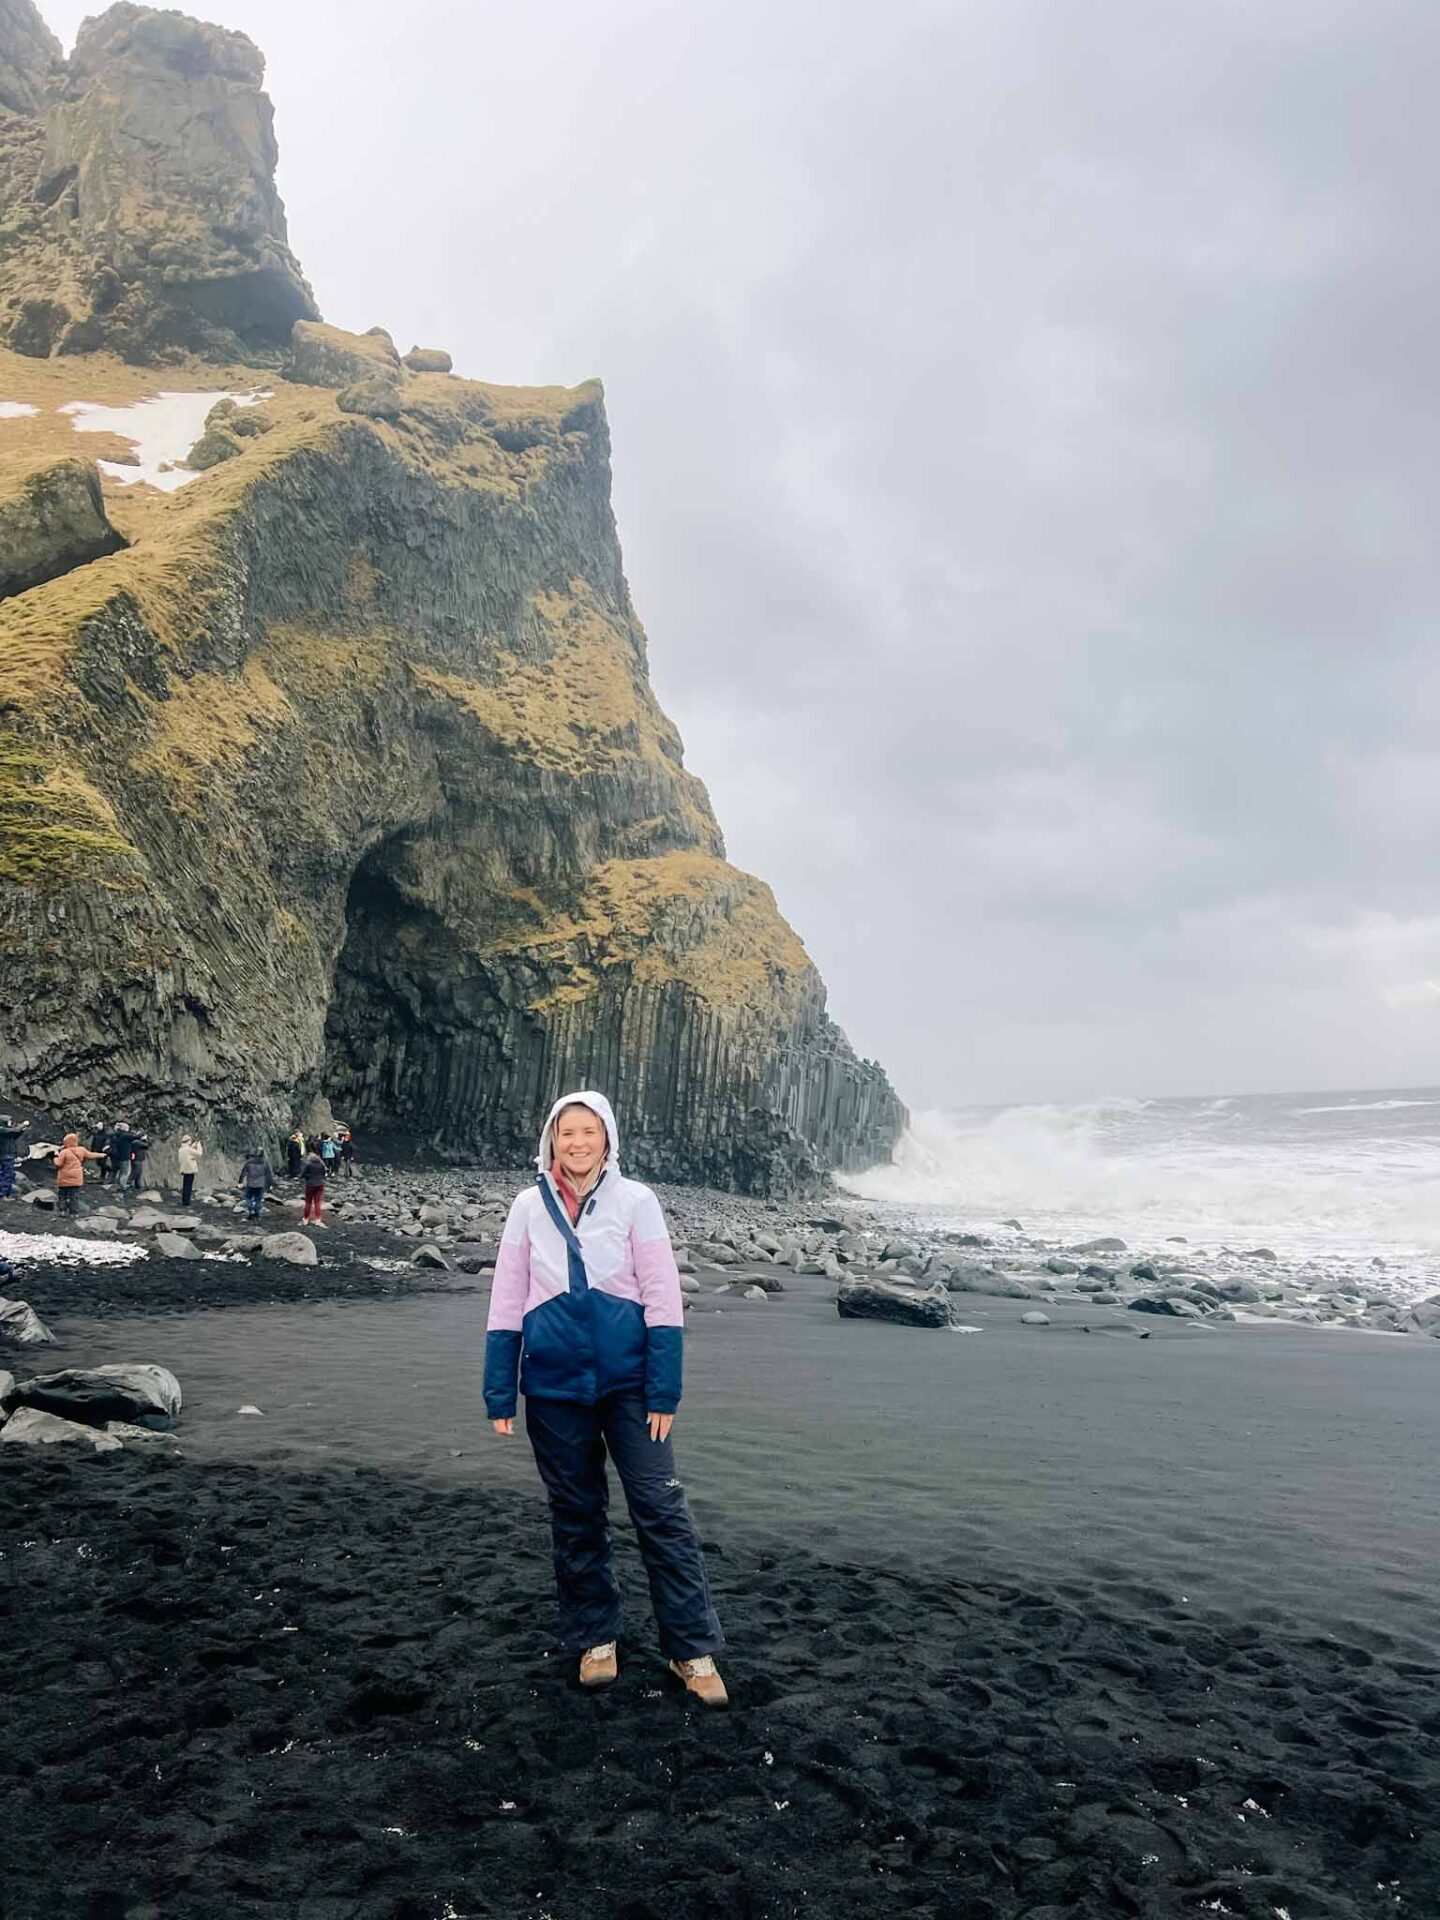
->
[1239,1247,1278,1263]
[0,458,126,601]
[0,1299,55,1345]
[744,1272,785,1294]
[184,425,243,470]
[412,1243,452,1270]
[1020,1310,1051,1326]
[259,1231,318,1266]
[5,1362,180,1424]
[80,1216,120,1235]
[897,1254,930,1278]
[742,1285,769,1302]
[0,1407,122,1451]
[1044,1255,1080,1275]
[692,1240,741,1266]
[944,1268,1032,1299]
[27,1189,55,1209]
[222,1235,266,1256]
[127,1207,168,1231]
[337,373,404,419]
[836,1277,951,1329]
[288,319,400,387]
[1128,1295,1204,1318]
[418,1204,449,1226]
[1073,1237,1127,1253]
[154,1231,199,1258]
[679,1274,700,1294]
[404,345,453,373]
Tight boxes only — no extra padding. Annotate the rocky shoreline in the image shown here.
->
[4,1154,1437,1341]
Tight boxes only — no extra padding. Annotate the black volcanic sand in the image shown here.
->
[3,1449,1437,1920]
[3,1267,1440,1917]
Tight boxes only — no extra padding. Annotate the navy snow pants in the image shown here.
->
[0,1158,13,1199]
[525,1394,724,1662]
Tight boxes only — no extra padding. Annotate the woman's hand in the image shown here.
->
[647,1412,674,1443]
[491,1417,514,1436]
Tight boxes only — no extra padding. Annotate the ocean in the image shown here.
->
[841,1085,1440,1297]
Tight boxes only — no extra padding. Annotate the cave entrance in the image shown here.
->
[321,839,551,1163]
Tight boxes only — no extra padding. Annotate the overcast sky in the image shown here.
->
[47,0,1440,1106]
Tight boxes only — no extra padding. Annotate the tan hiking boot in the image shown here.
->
[578,1642,618,1688]
[668,1655,729,1708]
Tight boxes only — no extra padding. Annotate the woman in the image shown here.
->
[53,1132,105,1216]
[300,1146,327,1226]
[177,1133,203,1208]
[286,1129,305,1180]
[485,1091,727,1706]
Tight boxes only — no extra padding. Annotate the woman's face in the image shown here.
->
[554,1107,607,1180]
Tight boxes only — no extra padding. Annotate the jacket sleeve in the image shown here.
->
[630,1188,684,1414]
[483,1193,531,1419]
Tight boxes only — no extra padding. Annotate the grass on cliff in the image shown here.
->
[0,736,134,886]
[505,849,813,1017]
[412,581,718,844]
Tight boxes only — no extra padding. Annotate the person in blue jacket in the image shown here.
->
[486,1091,727,1706]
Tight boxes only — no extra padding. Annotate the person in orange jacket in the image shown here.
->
[53,1133,106,1217]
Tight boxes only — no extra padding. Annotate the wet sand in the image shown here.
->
[2,1267,1438,1916]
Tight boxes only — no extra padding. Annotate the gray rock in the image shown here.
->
[744,1272,785,1294]
[0,1299,55,1345]
[259,1231,319,1267]
[944,1267,1032,1298]
[0,458,126,600]
[418,1204,449,1226]
[154,1232,199,1258]
[1020,1310,1051,1326]
[412,1243,452,1270]
[222,1235,266,1256]
[1239,1247,1278,1262]
[1074,1236,1127,1253]
[836,1276,951,1329]
[1128,1295,1204,1318]
[742,1285,769,1302]
[679,1274,701,1294]
[1044,1255,1080,1275]
[80,1216,120,1235]
[1214,1277,1262,1303]
[27,1189,55,1209]
[692,1240,741,1266]
[103,1419,182,1451]
[0,1406,122,1451]
[404,345,453,373]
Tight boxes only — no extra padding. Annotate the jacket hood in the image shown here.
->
[62,1132,78,1147]
[536,1090,620,1172]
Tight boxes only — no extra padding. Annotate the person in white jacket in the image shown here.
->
[177,1134,203,1209]
[486,1090,727,1707]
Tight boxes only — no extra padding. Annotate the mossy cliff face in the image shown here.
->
[0,5,904,1195]
[0,0,316,359]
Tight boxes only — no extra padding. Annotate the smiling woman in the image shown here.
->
[484,1090,730,1707]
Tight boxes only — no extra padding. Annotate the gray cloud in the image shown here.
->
[44,0,1440,1104]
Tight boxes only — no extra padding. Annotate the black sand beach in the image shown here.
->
[4,1261,1439,1917]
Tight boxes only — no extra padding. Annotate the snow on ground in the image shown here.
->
[0,400,39,419]
[0,1227,145,1267]
[60,390,271,491]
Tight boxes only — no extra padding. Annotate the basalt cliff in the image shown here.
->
[0,0,905,1193]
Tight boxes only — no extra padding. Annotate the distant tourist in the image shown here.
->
[320,1132,339,1180]
[108,1122,133,1187]
[338,1124,355,1178]
[128,1128,152,1191]
[300,1147,327,1227]
[239,1151,271,1221]
[54,1132,106,1217]
[90,1121,114,1181]
[0,1116,30,1199]
[177,1134,204,1208]
[485,1091,727,1707]
[286,1128,305,1179]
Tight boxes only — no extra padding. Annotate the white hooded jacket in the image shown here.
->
[483,1092,685,1418]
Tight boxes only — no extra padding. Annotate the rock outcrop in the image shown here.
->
[0,0,317,360]
[0,5,904,1196]
[0,456,124,597]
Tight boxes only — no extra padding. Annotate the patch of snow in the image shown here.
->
[60,390,271,491]
[0,1227,144,1267]
[0,401,39,419]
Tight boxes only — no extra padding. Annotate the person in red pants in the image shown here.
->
[300,1146,327,1226]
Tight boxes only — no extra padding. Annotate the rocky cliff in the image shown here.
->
[0,0,905,1194]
